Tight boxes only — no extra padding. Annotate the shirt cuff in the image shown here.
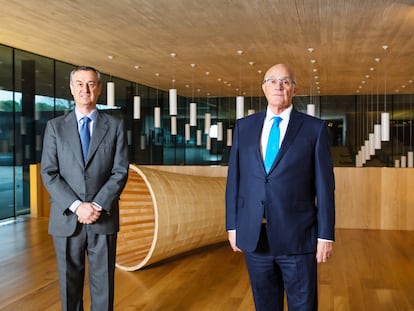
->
[69,200,82,213]
[318,238,333,242]
[92,202,103,211]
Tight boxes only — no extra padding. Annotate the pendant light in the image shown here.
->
[204,113,211,134]
[196,129,202,146]
[227,128,233,147]
[227,96,232,147]
[381,45,390,141]
[204,71,211,134]
[154,73,161,128]
[107,81,115,108]
[307,48,316,116]
[171,116,177,136]
[217,122,223,141]
[133,65,141,120]
[235,50,244,119]
[169,52,177,116]
[236,96,244,119]
[247,61,255,115]
[133,95,141,120]
[185,123,190,142]
[216,78,223,141]
[107,55,115,108]
[374,58,381,149]
[189,64,197,127]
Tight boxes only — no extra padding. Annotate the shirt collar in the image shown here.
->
[75,108,97,123]
[265,105,293,123]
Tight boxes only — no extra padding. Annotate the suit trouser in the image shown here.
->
[244,225,317,311]
[53,224,117,311]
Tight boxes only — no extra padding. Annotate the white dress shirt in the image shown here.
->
[260,105,293,159]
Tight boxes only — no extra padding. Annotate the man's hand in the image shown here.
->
[76,202,101,224]
[228,230,243,252]
[316,240,333,263]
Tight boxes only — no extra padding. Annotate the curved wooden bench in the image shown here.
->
[116,164,227,271]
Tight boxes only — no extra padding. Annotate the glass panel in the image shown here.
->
[0,45,14,219]
[14,50,54,216]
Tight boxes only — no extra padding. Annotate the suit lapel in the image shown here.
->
[254,112,266,168]
[271,109,304,170]
[86,111,109,165]
[63,111,85,167]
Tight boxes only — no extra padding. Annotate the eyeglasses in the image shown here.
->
[262,76,296,87]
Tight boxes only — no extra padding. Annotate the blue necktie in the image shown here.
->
[80,117,91,162]
[264,116,282,173]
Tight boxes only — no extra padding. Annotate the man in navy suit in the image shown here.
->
[41,66,129,311]
[226,64,335,311]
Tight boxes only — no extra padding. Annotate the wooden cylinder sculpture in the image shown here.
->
[116,165,227,271]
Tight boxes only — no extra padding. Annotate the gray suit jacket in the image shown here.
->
[41,110,129,237]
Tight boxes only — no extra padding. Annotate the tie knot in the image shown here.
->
[272,116,282,126]
[82,116,91,125]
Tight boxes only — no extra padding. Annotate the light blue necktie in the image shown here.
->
[80,117,91,162]
[264,116,282,173]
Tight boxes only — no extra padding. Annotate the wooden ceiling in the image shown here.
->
[0,0,414,97]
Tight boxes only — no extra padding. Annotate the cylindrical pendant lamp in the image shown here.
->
[185,123,190,141]
[408,151,413,168]
[190,103,197,126]
[204,113,211,134]
[227,128,233,146]
[169,89,177,116]
[374,124,381,149]
[206,136,211,150]
[381,112,390,141]
[107,81,115,107]
[154,107,161,128]
[196,129,202,146]
[401,155,407,168]
[369,133,375,156]
[236,96,244,119]
[364,140,370,160]
[171,116,177,135]
[355,152,361,167]
[361,146,366,165]
[133,96,141,120]
[307,104,315,116]
[217,122,223,141]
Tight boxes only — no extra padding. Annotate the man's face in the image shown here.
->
[262,64,296,114]
[70,70,102,111]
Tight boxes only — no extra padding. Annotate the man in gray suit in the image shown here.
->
[41,66,129,311]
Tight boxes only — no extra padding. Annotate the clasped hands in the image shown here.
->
[75,202,102,224]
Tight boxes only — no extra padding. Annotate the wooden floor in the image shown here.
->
[1,217,414,311]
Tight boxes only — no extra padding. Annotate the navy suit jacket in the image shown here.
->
[225,108,335,256]
[41,110,129,237]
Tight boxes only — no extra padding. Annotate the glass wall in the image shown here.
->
[0,43,413,220]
